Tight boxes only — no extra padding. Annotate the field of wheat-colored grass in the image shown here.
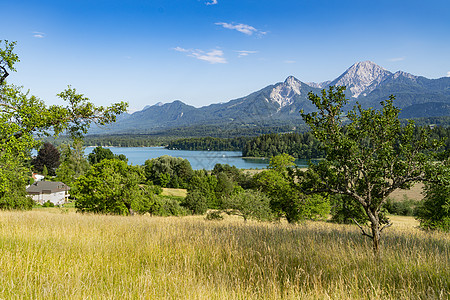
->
[0,210,448,299]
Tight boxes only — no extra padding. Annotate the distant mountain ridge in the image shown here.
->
[94,61,450,134]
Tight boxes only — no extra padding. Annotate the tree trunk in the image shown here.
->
[366,208,381,256]
[371,221,381,255]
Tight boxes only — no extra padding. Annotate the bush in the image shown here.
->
[155,197,189,216]
[42,200,55,207]
[205,210,224,221]
[182,190,208,215]
[384,197,417,216]
[0,173,34,210]
[73,159,149,215]
[222,190,273,222]
[416,162,450,231]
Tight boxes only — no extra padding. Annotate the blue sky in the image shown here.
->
[3,0,450,111]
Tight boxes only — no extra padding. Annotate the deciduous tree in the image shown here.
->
[0,40,127,209]
[299,86,440,254]
[73,159,150,215]
[33,142,61,175]
[56,140,90,185]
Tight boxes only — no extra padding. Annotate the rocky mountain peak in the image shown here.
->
[331,61,392,98]
[393,70,417,80]
[269,76,303,108]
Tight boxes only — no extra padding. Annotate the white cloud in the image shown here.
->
[388,57,405,62]
[236,50,258,58]
[284,60,296,64]
[33,32,45,38]
[173,46,189,53]
[206,0,218,5]
[215,22,266,36]
[174,47,227,64]
[447,71,450,77]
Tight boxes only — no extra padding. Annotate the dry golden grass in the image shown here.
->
[161,188,188,198]
[0,211,447,299]
[390,182,425,202]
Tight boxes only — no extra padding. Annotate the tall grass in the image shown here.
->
[0,211,448,299]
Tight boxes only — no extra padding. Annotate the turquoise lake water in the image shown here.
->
[84,147,316,170]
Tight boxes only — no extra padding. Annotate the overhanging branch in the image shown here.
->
[352,218,373,239]
[0,65,9,84]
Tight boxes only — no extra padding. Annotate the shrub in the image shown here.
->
[222,190,273,222]
[205,210,224,221]
[42,200,55,208]
[416,162,450,231]
[182,191,208,215]
[384,197,417,216]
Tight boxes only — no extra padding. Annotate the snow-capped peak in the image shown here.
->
[331,61,392,98]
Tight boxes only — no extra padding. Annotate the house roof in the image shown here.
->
[26,181,70,193]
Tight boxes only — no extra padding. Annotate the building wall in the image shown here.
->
[30,191,69,206]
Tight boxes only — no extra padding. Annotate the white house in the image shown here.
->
[26,181,70,206]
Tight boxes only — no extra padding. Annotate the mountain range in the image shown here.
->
[94,61,450,135]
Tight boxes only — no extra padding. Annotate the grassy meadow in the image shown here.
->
[0,210,448,299]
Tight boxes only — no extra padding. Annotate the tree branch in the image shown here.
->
[380,221,393,232]
[0,65,9,84]
[352,218,373,239]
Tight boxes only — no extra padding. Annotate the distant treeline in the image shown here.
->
[46,117,450,159]
[142,122,309,138]
[404,116,450,127]
[243,132,324,159]
[48,135,169,147]
[166,137,250,151]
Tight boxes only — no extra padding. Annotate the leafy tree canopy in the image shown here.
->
[73,159,150,215]
[298,86,442,253]
[33,142,61,176]
[416,159,450,231]
[55,140,90,185]
[87,146,127,165]
[0,40,127,209]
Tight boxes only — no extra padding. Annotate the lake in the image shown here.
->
[84,147,316,170]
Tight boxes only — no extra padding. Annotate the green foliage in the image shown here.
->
[87,146,127,165]
[416,160,450,231]
[73,159,149,215]
[0,172,34,210]
[383,196,418,216]
[0,40,127,210]
[42,200,55,208]
[268,153,295,172]
[222,190,273,222]
[243,132,324,159]
[182,190,208,215]
[42,165,48,177]
[55,140,90,186]
[0,40,19,84]
[205,210,224,221]
[212,163,252,188]
[253,167,330,223]
[33,142,60,176]
[299,86,442,252]
[167,136,249,151]
[214,172,236,201]
[144,155,193,188]
[253,169,296,221]
[330,194,368,224]
[192,173,218,208]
